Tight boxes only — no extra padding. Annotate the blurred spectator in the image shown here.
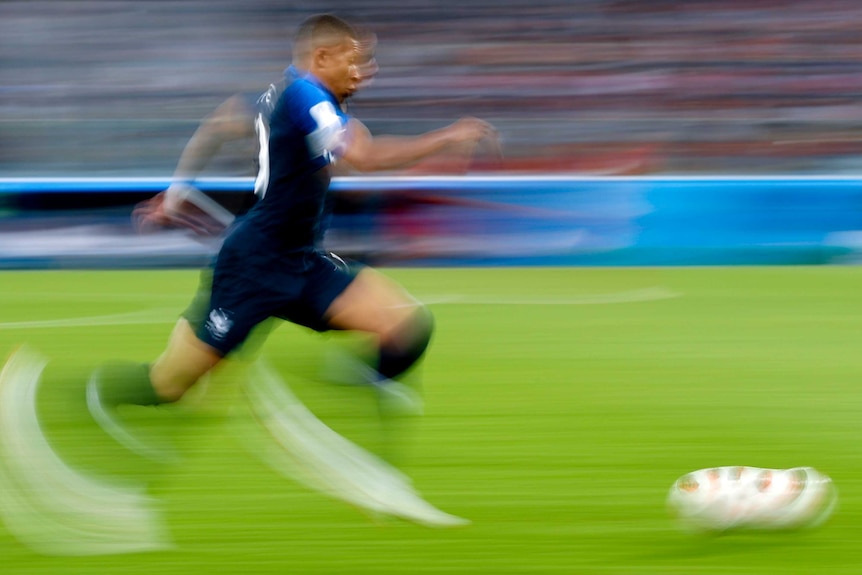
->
[3,0,862,175]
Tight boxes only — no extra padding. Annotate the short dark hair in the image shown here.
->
[295,14,356,51]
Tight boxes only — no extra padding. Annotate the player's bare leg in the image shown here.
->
[324,267,433,415]
[326,268,430,355]
[150,318,223,402]
[317,268,471,525]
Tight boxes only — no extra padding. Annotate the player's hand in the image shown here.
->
[446,117,499,147]
[444,118,502,169]
[132,183,231,237]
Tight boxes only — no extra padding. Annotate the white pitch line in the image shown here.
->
[0,287,679,330]
[0,308,178,330]
[418,286,680,306]
[0,292,188,303]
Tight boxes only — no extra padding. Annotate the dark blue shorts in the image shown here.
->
[195,251,360,356]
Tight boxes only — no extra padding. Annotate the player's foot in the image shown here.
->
[86,368,177,463]
[372,379,424,417]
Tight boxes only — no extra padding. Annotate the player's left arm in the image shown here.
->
[339,117,498,173]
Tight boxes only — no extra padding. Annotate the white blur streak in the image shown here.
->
[0,345,172,556]
[239,360,468,528]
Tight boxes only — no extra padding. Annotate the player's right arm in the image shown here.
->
[340,117,498,173]
[134,94,256,235]
[170,94,257,184]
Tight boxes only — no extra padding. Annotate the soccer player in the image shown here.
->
[129,18,417,423]
[128,18,412,414]
[88,14,496,447]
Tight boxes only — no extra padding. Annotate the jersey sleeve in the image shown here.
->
[289,82,350,165]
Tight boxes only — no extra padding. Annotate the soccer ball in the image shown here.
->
[667,466,837,533]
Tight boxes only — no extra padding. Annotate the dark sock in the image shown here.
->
[376,307,434,381]
[93,361,166,407]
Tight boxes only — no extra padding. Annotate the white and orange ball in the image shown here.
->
[668,466,837,533]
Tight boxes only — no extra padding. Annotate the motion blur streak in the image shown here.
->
[238,359,469,528]
[0,346,172,556]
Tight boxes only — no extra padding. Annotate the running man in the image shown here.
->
[89,14,496,454]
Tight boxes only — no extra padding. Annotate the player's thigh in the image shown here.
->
[324,267,423,337]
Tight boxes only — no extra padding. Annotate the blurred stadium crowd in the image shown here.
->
[4,0,862,177]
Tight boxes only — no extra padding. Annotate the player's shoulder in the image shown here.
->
[272,76,349,134]
[283,76,328,105]
[275,77,332,119]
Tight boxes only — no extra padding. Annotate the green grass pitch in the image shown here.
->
[0,266,861,574]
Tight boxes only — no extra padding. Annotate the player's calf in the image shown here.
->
[376,304,434,381]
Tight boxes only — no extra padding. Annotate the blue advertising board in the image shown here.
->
[0,176,860,268]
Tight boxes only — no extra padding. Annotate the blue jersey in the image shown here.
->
[216,73,351,277]
[249,65,302,198]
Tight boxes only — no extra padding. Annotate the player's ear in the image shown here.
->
[312,46,330,70]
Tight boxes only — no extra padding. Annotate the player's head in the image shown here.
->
[300,14,361,102]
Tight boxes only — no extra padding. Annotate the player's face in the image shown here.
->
[329,38,361,102]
